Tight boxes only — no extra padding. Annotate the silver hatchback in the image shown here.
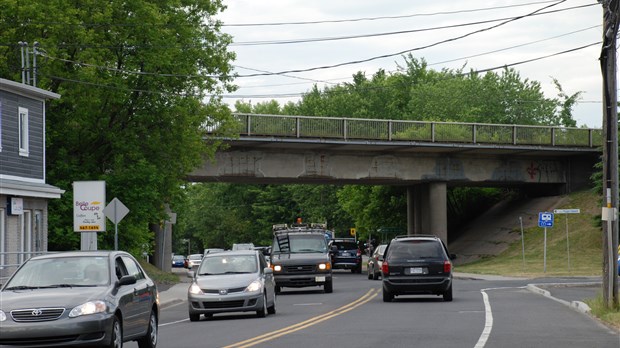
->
[187,250,276,321]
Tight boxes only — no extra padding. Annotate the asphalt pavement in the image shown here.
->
[158,268,603,317]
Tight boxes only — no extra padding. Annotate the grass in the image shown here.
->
[455,189,619,331]
[587,296,620,330]
[139,260,181,285]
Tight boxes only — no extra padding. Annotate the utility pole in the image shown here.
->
[599,0,619,309]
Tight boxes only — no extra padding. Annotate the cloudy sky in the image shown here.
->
[216,0,604,128]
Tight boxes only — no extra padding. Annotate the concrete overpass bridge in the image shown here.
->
[189,113,602,243]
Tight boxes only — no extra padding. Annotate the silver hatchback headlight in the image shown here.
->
[188,283,204,295]
[0,309,6,322]
[245,279,262,293]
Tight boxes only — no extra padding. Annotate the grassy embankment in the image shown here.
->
[140,261,181,285]
[455,189,619,330]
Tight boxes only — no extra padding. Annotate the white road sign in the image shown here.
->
[553,209,580,214]
[104,198,130,224]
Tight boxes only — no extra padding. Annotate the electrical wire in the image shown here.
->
[230,4,594,46]
[35,0,581,81]
[232,25,600,90]
[223,0,563,26]
[8,0,564,28]
[231,0,571,77]
[38,40,600,101]
[0,2,591,50]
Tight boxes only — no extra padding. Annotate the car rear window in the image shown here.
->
[333,242,358,250]
[387,240,445,259]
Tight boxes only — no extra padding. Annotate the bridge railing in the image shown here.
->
[231,113,602,148]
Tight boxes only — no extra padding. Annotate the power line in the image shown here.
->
[231,0,570,77]
[230,4,594,46]
[37,0,575,80]
[233,65,337,85]
[40,40,600,101]
[223,0,563,26]
[8,1,562,28]
[2,2,591,50]
[233,25,600,90]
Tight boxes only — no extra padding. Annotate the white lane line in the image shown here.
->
[473,286,527,348]
[474,290,493,348]
[160,319,189,326]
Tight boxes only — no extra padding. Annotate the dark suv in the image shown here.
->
[381,235,455,302]
[330,238,362,273]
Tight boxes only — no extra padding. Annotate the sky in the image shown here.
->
[215,0,605,128]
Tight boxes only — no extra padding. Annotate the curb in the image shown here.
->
[527,282,620,334]
[526,283,592,314]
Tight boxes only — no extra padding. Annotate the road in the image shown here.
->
[127,270,618,348]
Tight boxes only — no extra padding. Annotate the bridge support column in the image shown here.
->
[407,183,448,244]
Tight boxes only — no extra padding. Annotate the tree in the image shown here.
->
[0,0,236,254]
[278,55,581,127]
[174,183,354,249]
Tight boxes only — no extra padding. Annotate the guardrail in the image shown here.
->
[227,113,602,148]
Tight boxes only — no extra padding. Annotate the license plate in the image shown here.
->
[315,276,326,282]
[410,267,424,274]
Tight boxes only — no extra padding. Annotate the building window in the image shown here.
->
[18,106,29,157]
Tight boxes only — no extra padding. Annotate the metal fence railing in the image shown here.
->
[224,113,602,148]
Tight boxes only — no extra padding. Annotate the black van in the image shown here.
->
[270,223,334,293]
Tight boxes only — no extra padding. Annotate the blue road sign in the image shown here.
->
[538,212,554,227]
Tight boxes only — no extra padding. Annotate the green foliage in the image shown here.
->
[0,0,237,251]
[337,186,407,241]
[241,55,579,128]
[174,183,354,251]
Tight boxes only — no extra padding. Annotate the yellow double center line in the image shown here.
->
[223,288,380,348]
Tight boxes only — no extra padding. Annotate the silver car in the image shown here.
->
[188,250,276,321]
[0,250,159,348]
[367,244,387,280]
[186,254,203,269]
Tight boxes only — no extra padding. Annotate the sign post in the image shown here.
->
[553,208,580,273]
[103,198,130,251]
[538,212,554,273]
[519,217,525,271]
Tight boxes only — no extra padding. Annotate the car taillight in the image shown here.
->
[443,260,452,273]
[382,261,389,274]
[356,249,362,257]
